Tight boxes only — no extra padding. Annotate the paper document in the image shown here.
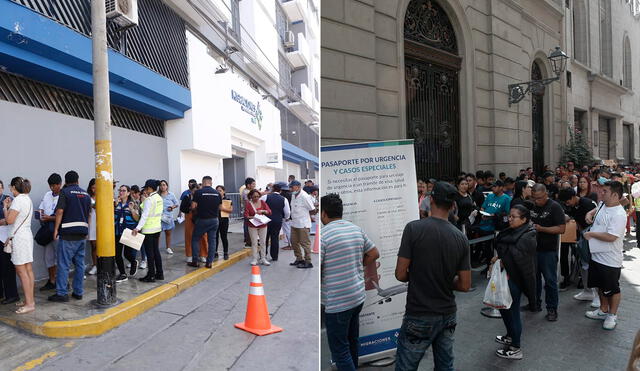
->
[479,210,494,217]
[221,200,232,218]
[119,228,145,250]
[250,214,271,227]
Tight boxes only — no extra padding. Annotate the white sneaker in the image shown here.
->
[88,265,97,275]
[573,290,594,301]
[185,257,192,263]
[250,260,258,266]
[199,257,206,263]
[140,260,147,269]
[590,295,601,308]
[261,258,271,266]
[585,308,608,320]
[166,248,174,255]
[603,314,617,330]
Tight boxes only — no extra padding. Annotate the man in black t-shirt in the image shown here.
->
[543,172,559,200]
[466,174,485,215]
[558,188,597,230]
[189,176,229,268]
[558,188,597,290]
[530,184,566,321]
[394,182,471,371]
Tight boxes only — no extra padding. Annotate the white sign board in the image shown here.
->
[321,140,419,363]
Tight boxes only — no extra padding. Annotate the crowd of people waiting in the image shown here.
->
[0,171,319,315]
[322,161,636,370]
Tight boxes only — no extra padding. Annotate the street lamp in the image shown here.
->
[508,47,569,106]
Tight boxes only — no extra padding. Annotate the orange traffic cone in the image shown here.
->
[235,266,283,336]
[312,223,319,254]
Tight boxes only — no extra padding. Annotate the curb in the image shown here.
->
[0,249,252,338]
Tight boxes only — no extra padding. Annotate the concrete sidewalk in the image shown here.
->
[0,228,249,338]
[321,234,640,370]
[1,239,319,371]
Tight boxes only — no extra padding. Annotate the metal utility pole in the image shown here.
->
[91,0,117,306]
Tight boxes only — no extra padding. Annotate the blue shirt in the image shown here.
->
[321,219,375,313]
[180,189,190,201]
[114,201,137,235]
[479,193,512,232]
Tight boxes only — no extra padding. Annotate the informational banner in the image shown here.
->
[321,140,419,363]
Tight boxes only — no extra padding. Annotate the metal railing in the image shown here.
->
[225,193,244,220]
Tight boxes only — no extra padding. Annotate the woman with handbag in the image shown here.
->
[490,204,537,360]
[0,180,19,305]
[244,189,272,266]
[2,177,36,314]
[159,180,179,255]
[86,178,98,275]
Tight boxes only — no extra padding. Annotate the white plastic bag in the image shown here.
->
[482,260,512,309]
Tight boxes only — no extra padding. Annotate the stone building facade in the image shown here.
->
[321,0,640,179]
[568,0,640,165]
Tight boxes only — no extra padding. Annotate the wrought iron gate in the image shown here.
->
[405,58,460,181]
[404,0,461,181]
[531,62,545,175]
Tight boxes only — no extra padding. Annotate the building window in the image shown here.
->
[599,0,612,77]
[279,53,292,91]
[275,1,288,44]
[573,0,588,65]
[623,36,632,89]
[230,0,241,42]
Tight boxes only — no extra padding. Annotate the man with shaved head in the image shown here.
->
[529,183,566,321]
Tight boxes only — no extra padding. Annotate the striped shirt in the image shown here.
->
[321,219,375,313]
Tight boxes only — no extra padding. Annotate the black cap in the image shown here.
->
[543,171,555,179]
[431,181,457,202]
[143,179,159,190]
[491,179,505,187]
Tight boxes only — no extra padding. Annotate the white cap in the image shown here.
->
[527,180,536,188]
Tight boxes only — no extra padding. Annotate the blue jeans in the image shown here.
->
[325,303,363,371]
[56,239,86,296]
[536,250,559,310]
[192,218,218,263]
[395,313,456,371]
[499,279,522,347]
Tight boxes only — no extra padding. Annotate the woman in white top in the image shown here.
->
[2,177,35,314]
[87,178,97,275]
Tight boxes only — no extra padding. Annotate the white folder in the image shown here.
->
[120,228,145,250]
[250,214,271,227]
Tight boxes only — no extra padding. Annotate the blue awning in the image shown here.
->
[282,140,319,169]
[0,1,191,120]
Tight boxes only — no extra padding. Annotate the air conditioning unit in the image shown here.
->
[283,30,295,48]
[106,0,139,27]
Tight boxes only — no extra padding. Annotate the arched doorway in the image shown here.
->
[531,61,545,174]
[404,0,461,181]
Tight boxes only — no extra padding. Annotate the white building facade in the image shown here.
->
[167,0,320,192]
[0,0,319,279]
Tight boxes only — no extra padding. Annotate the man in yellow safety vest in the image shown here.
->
[133,179,164,282]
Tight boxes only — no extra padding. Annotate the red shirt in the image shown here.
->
[244,200,272,229]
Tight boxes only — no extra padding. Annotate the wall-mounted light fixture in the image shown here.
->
[508,47,569,106]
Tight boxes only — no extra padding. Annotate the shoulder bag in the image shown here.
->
[577,202,605,263]
[4,201,32,254]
